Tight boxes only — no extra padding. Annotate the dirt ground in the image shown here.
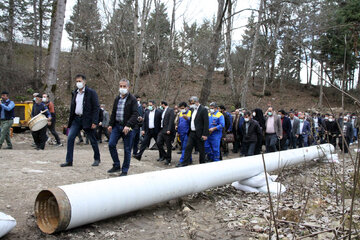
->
[1,131,359,239]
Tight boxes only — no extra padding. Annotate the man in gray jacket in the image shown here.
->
[289,111,300,149]
[98,104,110,142]
[264,107,282,152]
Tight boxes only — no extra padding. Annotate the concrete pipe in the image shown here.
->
[34,144,334,234]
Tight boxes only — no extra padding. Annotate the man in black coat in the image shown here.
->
[241,111,262,156]
[278,110,292,150]
[339,115,353,153]
[157,101,175,165]
[107,78,139,176]
[133,101,162,160]
[61,74,100,167]
[176,96,209,167]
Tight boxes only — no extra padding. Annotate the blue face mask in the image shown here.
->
[300,119,304,122]
[148,106,153,111]
[268,112,273,116]
[159,106,163,110]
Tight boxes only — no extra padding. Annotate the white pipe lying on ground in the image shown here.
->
[0,212,16,238]
[34,144,335,234]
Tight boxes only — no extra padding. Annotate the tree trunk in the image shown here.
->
[224,0,237,104]
[162,0,176,100]
[319,63,323,107]
[240,0,264,108]
[33,0,39,89]
[199,0,226,104]
[341,35,347,110]
[38,0,44,86]
[7,0,15,67]
[68,0,80,92]
[308,35,314,86]
[133,0,151,93]
[44,0,66,100]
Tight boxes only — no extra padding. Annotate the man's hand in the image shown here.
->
[108,126,112,133]
[123,126,131,135]
[201,136,208,141]
[183,115,189,120]
[141,130,145,136]
[296,134,299,138]
[166,131,171,135]
[279,136,283,140]
[99,122,102,126]
[47,120,51,126]
[91,124,96,129]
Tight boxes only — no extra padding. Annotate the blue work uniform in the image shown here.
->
[178,110,192,163]
[205,110,225,161]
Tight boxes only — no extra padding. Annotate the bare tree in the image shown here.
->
[44,0,66,100]
[199,0,227,104]
[133,0,152,93]
[241,0,264,108]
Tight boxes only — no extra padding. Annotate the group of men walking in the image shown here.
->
[1,74,358,177]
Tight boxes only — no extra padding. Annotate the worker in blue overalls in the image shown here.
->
[177,102,192,164]
[205,102,225,162]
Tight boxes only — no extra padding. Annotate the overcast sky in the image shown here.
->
[61,0,258,51]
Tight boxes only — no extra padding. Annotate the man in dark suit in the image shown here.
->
[60,74,100,167]
[107,78,139,176]
[133,101,162,160]
[289,111,300,149]
[157,101,175,165]
[132,95,144,155]
[176,96,209,167]
[298,112,311,148]
[278,110,292,150]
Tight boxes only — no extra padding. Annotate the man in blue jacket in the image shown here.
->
[60,74,101,167]
[0,91,15,149]
[205,102,225,162]
[298,112,311,148]
[177,102,192,164]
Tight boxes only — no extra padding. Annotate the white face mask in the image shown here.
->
[119,88,128,95]
[42,97,47,102]
[181,109,186,113]
[76,81,84,89]
[137,100,140,105]
[244,118,249,122]
[329,118,334,122]
[252,112,256,117]
[190,104,196,109]
[210,109,215,113]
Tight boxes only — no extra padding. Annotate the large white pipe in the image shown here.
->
[34,144,334,234]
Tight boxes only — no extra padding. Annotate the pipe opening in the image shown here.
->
[34,188,71,234]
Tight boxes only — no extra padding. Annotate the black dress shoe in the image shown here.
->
[175,162,188,167]
[133,154,141,161]
[60,162,73,167]
[119,172,128,177]
[157,157,164,162]
[177,151,182,154]
[92,160,100,166]
[164,159,171,165]
[107,166,121,173]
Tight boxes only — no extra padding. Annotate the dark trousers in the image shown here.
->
[326,134,337,149]
[32,126,48,149]
[66,116,100,163]
[132,128,140,155]
[137,129,159,157]
[232,132,241,153]
[265,133,278,153]
[157,131,173,161]
[279,135,288,150]
[289,134,297,149]
[97,126,109,142]
[242,141,256,156]
[339,136,350,153]
[183,131,206,164]
[47,115,61,144]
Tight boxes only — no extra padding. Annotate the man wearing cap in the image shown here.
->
[0,91,15,149]
[205,102,225,162]
[60,74,101,167]
[31,93,51,150]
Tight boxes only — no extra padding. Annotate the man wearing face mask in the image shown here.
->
[298,112,311,148]
[176,96,209,167]
[339,116,353,153]
[0,91,15,149]
[288,111,300,149]
[324,114,339,148]
[205,102,225,162]
[60,74,101,167]
[42,93,62,146]
[133,101,162,161]
[264,107,282,152]
[107,78,139,176]
[156,101,175,165]
[232,109,241,153]
[31,93,51,150]
[278,110,291,150]
[241,111,262,156]
[176,102,192,165]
